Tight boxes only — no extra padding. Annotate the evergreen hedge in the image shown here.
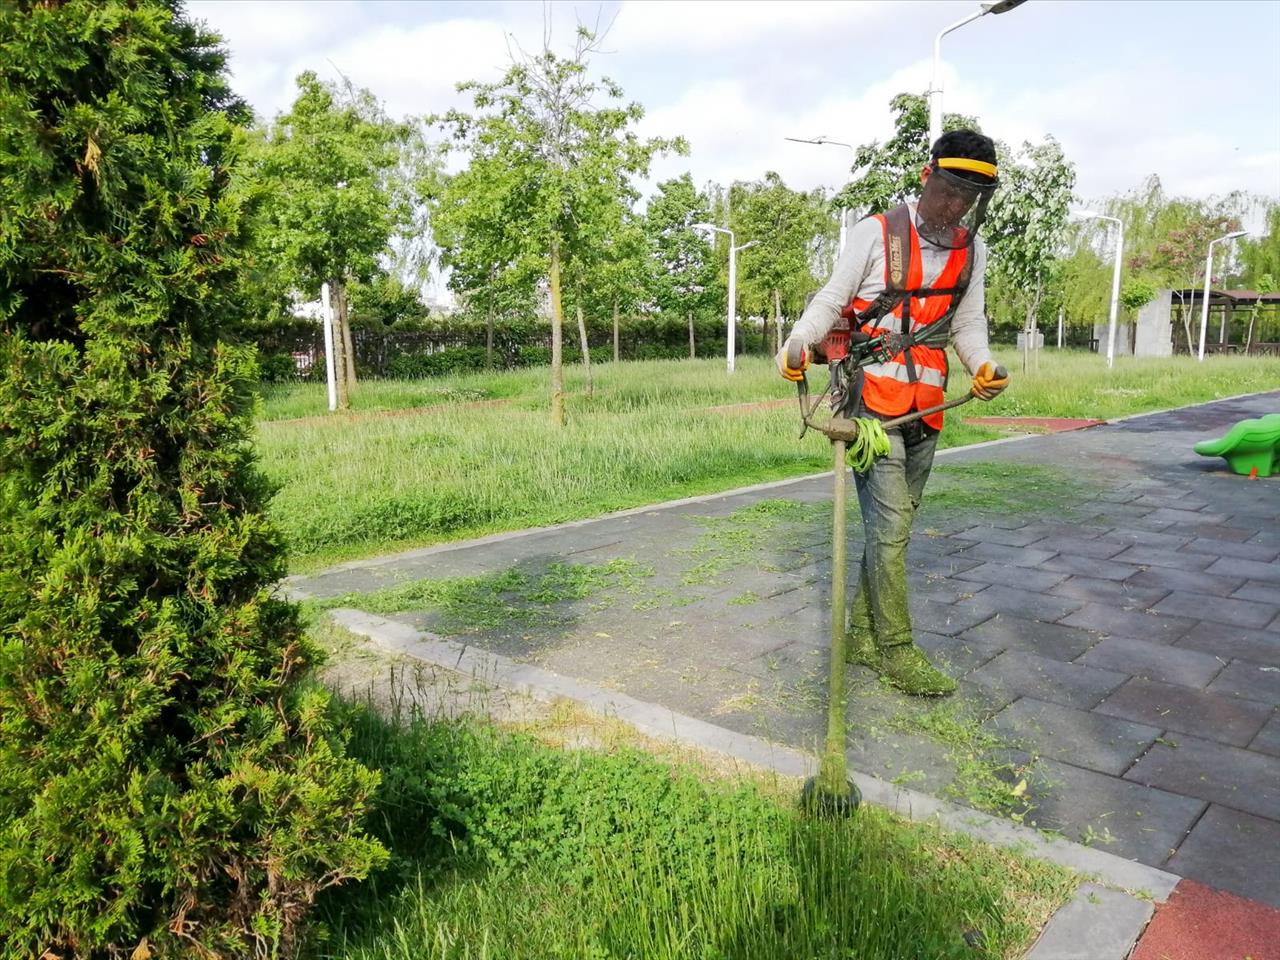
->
[0,3,385,955]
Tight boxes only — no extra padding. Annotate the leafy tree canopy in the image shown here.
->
[832,93,979,217]
[430,27,682,420]
[731,172,834,322]
[643,173,722,319]
[245,70,416,298]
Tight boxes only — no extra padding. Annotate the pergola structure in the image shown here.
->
[1168,288,1280,355]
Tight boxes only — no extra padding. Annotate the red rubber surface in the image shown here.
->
[1131,879,1280,960]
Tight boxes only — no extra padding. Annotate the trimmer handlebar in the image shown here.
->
[786,340,805,370]
[787,341,815,438]
[789,350,1004,439]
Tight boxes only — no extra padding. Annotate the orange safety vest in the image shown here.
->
[819,204,973,430]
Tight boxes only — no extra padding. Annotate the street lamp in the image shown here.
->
[1072,210,1124,368]
[786,135,855,254]
[1198,230,1248,361]
[929,0,1028,145]
[693,223,759,373]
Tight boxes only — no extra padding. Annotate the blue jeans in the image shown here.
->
[848,423,939,649]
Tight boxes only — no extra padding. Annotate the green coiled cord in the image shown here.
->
[846,418,891,474]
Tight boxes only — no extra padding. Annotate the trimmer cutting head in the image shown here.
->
[801,776,862,819]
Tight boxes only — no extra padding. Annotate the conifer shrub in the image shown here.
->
[0,2,386,955]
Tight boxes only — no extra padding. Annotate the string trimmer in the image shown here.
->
[785,339,1005,815]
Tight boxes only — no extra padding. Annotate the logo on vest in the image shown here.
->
[888,233,904,285]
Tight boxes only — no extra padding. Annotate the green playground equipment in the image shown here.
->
[1193,413,1280,477]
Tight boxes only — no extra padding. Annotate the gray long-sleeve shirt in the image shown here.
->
[787,202,995,376]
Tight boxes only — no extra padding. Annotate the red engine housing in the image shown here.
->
[815,320,851,363]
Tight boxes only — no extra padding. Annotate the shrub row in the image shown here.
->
[260,335,743,382]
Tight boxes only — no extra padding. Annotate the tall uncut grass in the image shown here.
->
[257,352,1279,569]
[307,700,1075,960]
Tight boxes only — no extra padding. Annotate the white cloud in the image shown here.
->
[611,0,883,53]
[189,0,1278,210]
[974,63,1280,202]
[638,59,942,198]
[293,19,513,119]
[192,3,538,120]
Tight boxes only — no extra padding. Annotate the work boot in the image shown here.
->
[846,628,878,668]
[877,643,957,696]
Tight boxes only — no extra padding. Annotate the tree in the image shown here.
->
[1062,177,1251,350]
[347,271,431,330]
[731,172,834,353]
[1239,204,1280,288]
[433,28,681,424]
[1244,272,1275,354]
[246,71,415,408]
[0,3,384,955]
[1056,244,1111,345]
[578,211,651,365]
[427,149,543,370]
[561,184,650,391]
[644,174,721,358]
[983,137,1077,365]
[833,93,979,218]
[1087,176,1245,287]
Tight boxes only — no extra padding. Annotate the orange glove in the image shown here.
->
[972,361,1009,400]
[776,341,809,382]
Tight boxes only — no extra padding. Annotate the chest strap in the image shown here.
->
[853,203,973,383]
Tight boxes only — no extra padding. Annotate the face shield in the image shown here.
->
[915,158,998,250]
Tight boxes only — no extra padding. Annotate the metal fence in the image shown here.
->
[254,316,1280,382]
[254,318,776,381]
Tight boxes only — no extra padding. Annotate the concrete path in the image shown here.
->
[292,390,1280,909]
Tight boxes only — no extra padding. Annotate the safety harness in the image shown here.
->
[818,203,973,421]
[821,204,973,372]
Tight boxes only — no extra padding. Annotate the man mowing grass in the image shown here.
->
[777,130,1009,696]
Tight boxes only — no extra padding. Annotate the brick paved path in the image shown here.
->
[294,391,1280,906]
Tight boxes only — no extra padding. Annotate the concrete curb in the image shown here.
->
[1025,883,1155,960]
[327,606,1178,958]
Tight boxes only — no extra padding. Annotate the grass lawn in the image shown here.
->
[304,685,1077,960]
[257,351,1279,570]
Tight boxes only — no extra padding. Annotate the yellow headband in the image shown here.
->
[937,157,998,178]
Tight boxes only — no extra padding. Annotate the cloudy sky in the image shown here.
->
[190,0,1279,209]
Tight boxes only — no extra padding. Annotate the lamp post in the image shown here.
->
[694,223,759,373]
[929,0,1028,145]
[785,135,855,254]
[1198,230,1248,361]
[1072,210,1124,368]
